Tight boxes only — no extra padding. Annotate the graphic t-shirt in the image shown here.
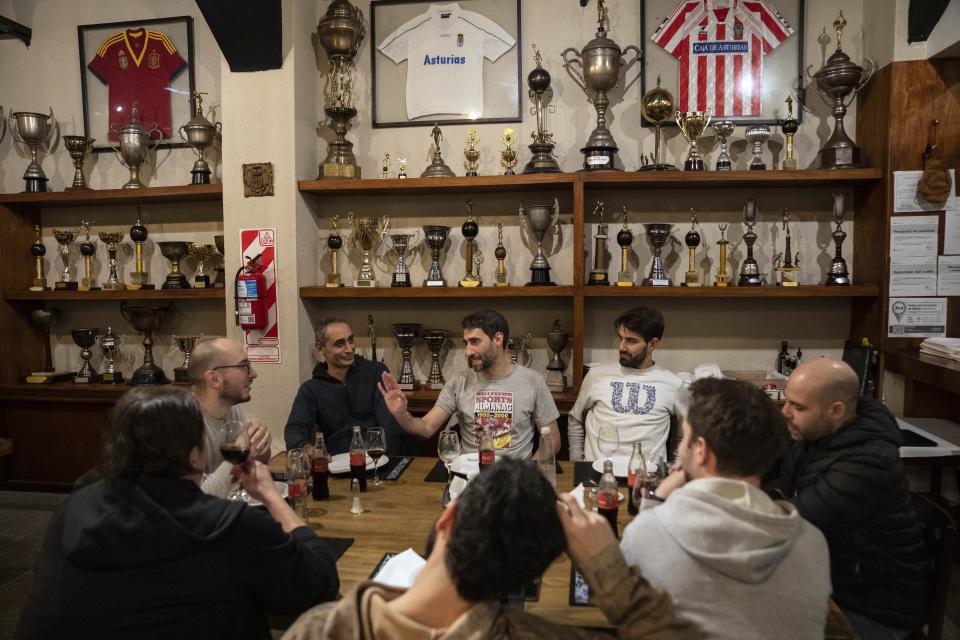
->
[378,2,515,119]
[436,364,558,460]
[88,28,187,140]
[651,0,792,116]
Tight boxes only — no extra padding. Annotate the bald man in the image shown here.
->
[189,338,273,497]
[771,358,932,639]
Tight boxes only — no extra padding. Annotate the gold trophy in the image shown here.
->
[98,231,125,291]
[616,207,634,287]
[98,327,123,384]
[348,213,389,287]
[127,211,154,290]
[189,243,216,288]
[77,220,99,291]
[546,320,569,392]
[775,209,800,287]
[639,75,677,171]
[459,199,482,287]
[780,96,799,170]
[29,225,47,291]
[326,214,344,287]
[714,223,730,287]
[682,210,701,287]
[380,153,390,179]
[587,201,610,286]
[464,128,481,176]
[494,223,510,287]
[499,128,518,175]
[397,156,407,179]
[676,111,711,171]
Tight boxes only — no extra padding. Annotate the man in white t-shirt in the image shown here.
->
[378,2,515,119]
[379,309,560,460]
[568,306,683,463]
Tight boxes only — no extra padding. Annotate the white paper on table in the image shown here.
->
[946,211,960,255]
[893,170,957,213]
[890,216,940,262]
[890,262,939,297]
[888,297,947,338]
[372,548,426,589]
[569,483,587,509]
[937,255,960,296]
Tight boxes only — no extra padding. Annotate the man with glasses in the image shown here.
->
[189,338,273,496]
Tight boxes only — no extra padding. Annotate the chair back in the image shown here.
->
[911,493,957,640]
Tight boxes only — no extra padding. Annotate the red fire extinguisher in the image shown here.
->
[235,253,267,330]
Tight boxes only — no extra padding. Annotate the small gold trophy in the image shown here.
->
[459,199,482,287]
[616,207,635,287]
[494,222,510,287]
[588,201,610,286]
[714,223,730,287]
[397,156,407,179]
[127,209,154,290]
[77,220,99,291]
[499,128,518,175]
[29,225,47,291]
[682,209,702,287]
[775,209,800,286]
[781,96,799,170]
[326,214,344,287]
[380,153,391,179]
[188,242,216,288]
[464,128,481,176]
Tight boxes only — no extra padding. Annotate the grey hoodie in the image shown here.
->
[621,477,830,640]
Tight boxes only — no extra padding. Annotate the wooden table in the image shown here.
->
[271,455,622,628]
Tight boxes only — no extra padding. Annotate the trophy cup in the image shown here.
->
[464,129,480,176]
[25,310,73,384]
[127,213,154,290]
[422,329,448,389]
[29,225,48,291]
[98,327,123,384]
[826,193,851,285]
[63,135,95,191]
[780,96,799,170]
[682,210,701,287]
[676,111,711,171]
[71,328,101,384]
[391,323,421,391]
[641,224,673,286]
[775,209,800,286]
[317,0,365,179]
[519,198,560,286]
[715,223,731,287]
[639,75,677,171]
[546,320,569,392]
[423,225,451,286]
[459,201,483,287]
[324,216,344,287]
[159,242,191,289]
[348,213,389,287]
[178,91,221,184]
[173,335,200,384]
[499,128,518,176]
[738,199,763,286]
[189,243,216,288]
[807,12,874,168]
[77,220,99,291]
[98,231,125,290]
[616,207,635,287]
[588,201,610,286]
[388,231,417,287]
[494,223,510,287]
[52,228,77,291]
[562,0,640,170]
[214,234,226,288]
[712,121,735,171]
[745,125,771,170]
[9,108,58,192]
[524,46,561,174]
[422,124,456,177]
[380,153,391,179]
[398,157,407,179]
[107,103,162,189]
[507,332,532,365]
[121,301,174,385]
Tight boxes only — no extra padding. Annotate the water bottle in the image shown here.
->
[538,426,556,488]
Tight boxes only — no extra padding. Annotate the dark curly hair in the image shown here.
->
[462,309,510,344]
[614,306,665,342]
[102,386,206,478]
[444,458,564,602]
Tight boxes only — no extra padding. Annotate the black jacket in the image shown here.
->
[775,397,932,629]
[284,356,419,456]
[16,475,339,640]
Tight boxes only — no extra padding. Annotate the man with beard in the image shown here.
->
[284,318,418,456]
[621,377,833,639]
[567,306,683,462]
[379,309,559,460]
[189,338,273,497]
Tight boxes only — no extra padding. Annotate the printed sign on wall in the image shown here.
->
[240,228,281,363]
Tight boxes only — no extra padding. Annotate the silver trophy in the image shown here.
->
[507,332,532,365]
[422,225,451,286]
[712,121,735,171]
[98,327,123,384]
[391,323,421,391]
[524,46,560,174]
[63,135,95,191]
[389,231,418,287]
[826,193,851,285]
[52,228,77,290]
[745,125,771,170]
[561,0,640,171]
[173,335,200,384]
[519,198,561,286]
[159,242,192,289]
[120,302,174,386]
[179,92,221,184]
[421,124,456,178]
[422,329,448,389]
[546,320,569,391]
[641,224,673,286]
[107,103,162,189]
[9,108,58,192]
[71,328,100,383]
[738,199,763,286]
[347,213,389,287]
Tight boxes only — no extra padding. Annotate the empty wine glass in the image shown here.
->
[221,420,250,501]
[365,427,387,487]
[597,423,619,463]
[438,430,461,506]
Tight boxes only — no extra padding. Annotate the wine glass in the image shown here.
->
[221,420,250,501]
[365,427,387,487]
[596,423,620,463]
[437,429,461,506]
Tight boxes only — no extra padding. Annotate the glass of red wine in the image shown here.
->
[220,420,251,501]
[365,427,387,487]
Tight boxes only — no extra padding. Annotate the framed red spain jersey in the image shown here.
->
[642,0,804,125]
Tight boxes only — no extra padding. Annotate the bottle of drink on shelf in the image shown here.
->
[311,432,330,501]
[626,441,646,516]
[777,341,789,375]
[598,459,620,537]
[349,425,367,492]
[479,424,495,471]
[538,426,556,488]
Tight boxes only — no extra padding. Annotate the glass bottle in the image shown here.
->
[538,426,556,488]
[479,424,495,470]
[349,425,367,492]
[626,441,646,515]
[598,459,620,536]
[311,432,330,501]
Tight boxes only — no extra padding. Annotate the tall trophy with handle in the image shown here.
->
[9,108,58,192]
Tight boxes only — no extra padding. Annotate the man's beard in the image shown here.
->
[467,350,496,371]
[220,387,250,406]
[619,345,648,368]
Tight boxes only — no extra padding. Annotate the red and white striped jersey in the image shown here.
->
[651,0,793,117]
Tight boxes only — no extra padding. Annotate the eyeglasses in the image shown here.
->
[212,362,253,374]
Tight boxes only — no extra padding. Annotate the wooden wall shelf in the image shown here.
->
[300,286,576,298]
[4,289,226,301]
[581,285,880,298]
[298,173,576,196]
[0,184,222,208]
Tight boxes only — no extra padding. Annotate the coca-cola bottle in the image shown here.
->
[349,425,367,492]
[311,432,330,501]
[597,459,620,537]
[626,441,646,516]
[479,424,495,471]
